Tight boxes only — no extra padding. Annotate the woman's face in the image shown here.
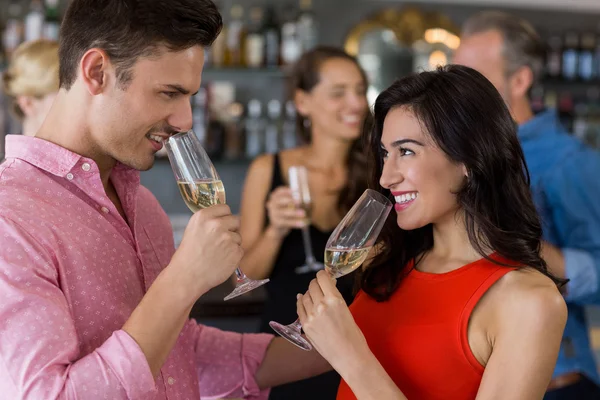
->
[379,107,467,230]
[296,58,368,142]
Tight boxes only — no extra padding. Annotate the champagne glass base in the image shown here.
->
[269,321,313,351]
[223,278,270,301]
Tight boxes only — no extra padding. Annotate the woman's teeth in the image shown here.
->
[395,192,417,204]
[341,115,360,124]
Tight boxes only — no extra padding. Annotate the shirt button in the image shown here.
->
[66,173,74,180]
[100,207,110,214]
[81,163,91,172]
[167,377,175,385]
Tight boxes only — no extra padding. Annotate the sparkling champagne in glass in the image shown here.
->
[269,189,392,350]
[165,130,269,301]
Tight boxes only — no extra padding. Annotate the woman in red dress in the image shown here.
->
[296,65,567,400]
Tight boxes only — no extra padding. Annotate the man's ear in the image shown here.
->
[79,48,112,95]
[509,65,534,99]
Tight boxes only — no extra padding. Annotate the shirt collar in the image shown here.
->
[518,109,562,141]
[5,135,84,177]
[4,135,140,186]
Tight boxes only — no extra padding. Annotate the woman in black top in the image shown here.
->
[238,46,370,400]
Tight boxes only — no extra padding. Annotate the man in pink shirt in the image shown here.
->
[0,0,331,399]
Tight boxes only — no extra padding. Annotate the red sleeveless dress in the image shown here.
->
[337,254,518,400]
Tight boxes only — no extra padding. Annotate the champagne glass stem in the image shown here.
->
[269,317,312,351]
[289,319,302,331]
[234,267,246,281]
[301,226,316,266]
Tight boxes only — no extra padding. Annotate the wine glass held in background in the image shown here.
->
[269,189,392,350]
[288,165,325,274]
[165,130,269,301]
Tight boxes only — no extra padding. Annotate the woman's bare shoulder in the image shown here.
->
[492,267,567,331]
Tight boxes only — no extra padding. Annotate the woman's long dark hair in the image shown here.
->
[360,64,565,301]
[290,46,371,212]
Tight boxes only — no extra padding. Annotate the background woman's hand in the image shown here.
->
[265,186,307,238]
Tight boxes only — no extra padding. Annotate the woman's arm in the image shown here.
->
[296,268,567,400]
[297,271,407,400]
[475,271,567,399]
[238,154,287,280]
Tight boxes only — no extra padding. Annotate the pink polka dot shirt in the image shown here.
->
[0,135,273,399]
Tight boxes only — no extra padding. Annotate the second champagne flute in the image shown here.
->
[269,189,392,350]
[288,165,324,274]
[165,130,269,301]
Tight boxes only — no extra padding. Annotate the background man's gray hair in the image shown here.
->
[461,11,547,84]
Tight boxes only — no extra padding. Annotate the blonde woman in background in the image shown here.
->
[2,39,59,137]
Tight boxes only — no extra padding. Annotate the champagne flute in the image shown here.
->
[269,189,392,350]
[288,166,324,274]
[165,130,269,301]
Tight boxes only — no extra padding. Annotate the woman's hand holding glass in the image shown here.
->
[265,186,308,239]
[296,270,370,370]
[269,189,392,350]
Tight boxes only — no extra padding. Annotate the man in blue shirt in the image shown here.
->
[454,11,600,399]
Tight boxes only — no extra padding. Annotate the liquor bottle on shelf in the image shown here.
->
[594,34,600,81]
[205,111,226,160]
[245,7,265,68]
[265,100,283,154]
[573,103,589,140]
[263,7,281,68]
[530,86,545,114]
[206,1,226,68]
[245,99,265,159]
[24,0,45,42]
[224,5,246,67]
[205,82,235,160]
[297,0,318,53]
[557,92,575,132]
[545,35,562,79]
[282,100,298,149]
[223,102,245,160]
[544,89,557,108]
[583,89,600,148]
[281,18,301,66]
[562,32,579,81]
[578,33,596,81]
[43,0,61,41]
[2,1,24,63]
[209,29,227,68]
[192,88,208,146]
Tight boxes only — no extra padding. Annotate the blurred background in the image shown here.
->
[1,0,600,366]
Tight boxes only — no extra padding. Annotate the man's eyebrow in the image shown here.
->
[162,84,196,96]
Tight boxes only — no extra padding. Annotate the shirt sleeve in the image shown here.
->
[544,148,600,304]
[0,216,157,399]
[191,320,274,400]
[563,248,598,302]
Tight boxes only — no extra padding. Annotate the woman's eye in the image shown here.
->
[400,148,414,156]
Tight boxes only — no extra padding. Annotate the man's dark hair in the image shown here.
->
[59,0,222,90]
